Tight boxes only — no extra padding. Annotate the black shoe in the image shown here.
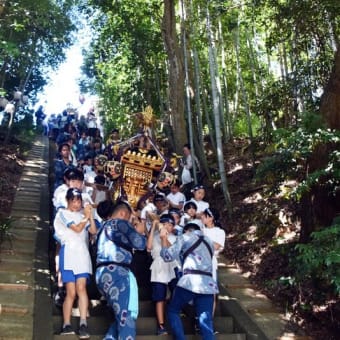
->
[78,324,90,339]
[60,324,75,335]
[157,325,168,335]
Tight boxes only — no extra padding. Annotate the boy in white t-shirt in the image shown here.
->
[166,180,186,210]
[147,214,179,335]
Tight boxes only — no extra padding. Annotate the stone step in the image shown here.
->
[52,315,235,335]
[25,162,45,167]
[0,287,34,308]
[11,220,40,230]
[53,316,238,336]
[0,282,30,291]
[0,259,33,273]
[0,248,34,262]
[52,299,229,318]
[7,229,37,242]
[12,197,41,205]
[17,180,43,187]
[10,207,40,215]
[0,239,35,256]
[16,186,42,193]
[53,334,246,340]
[0,271,33,285]
[0,314,33,339]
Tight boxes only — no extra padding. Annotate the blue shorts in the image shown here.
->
[151,279,177,302]
[151,282,167,302]
[59,245,90,283]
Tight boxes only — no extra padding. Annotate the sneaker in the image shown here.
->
[78,324,90,339]
[157,325,168,335]
[60,324,75,335]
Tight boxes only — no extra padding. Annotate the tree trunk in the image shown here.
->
[207,3,232,218]
[162,0,186,153]
[233,22,255,165]
[219,19,232,140]
[320,48,340,130]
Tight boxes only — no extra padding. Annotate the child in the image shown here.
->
[53,168,93,211]
[52,168,95,307]
[92,174,110,205]
[166,179,186,210]
[140,192,156,233]
[169,208,183,236]
[147,214,179,335]
[82,156,94,175]
[201,207,226,317]
[54,143,75,190]
[53,188,97,338]
[179,201,203,229]
[189,184,209,218]
[201,207,225,280]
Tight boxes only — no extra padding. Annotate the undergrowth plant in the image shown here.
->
[0,217,15,251]
[295,218,340,294]
[256,125,340,197]
[255,117,340,295]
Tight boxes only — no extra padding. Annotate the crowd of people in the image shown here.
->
[50,108,226,340]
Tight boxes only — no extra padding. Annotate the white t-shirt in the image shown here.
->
[93,189,107,205]
[150,232,178,283]
[53,208,92,275]
[179,213,204,229]
[181,167,192,185]
[53,184,94,210]
[190,198,209,214]
[167,191,186,208]
[83,165,93,174]
[203,226,226,281]
[84,170,97,184]
[141,202,156,232]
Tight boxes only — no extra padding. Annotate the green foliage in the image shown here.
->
[0,217,15,250]
[294,148,340,201]
[298,111,326,133]
[295,220,340,293]
[0,0,76,96]
[256,125,340,196]
[81,0,165,134]
[233,114,261,137]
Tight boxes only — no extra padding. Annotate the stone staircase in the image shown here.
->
[0,136,308,340]
[0,137,51,340]
[51,284,247,339]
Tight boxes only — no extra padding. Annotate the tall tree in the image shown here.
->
[320,48,340,130]
[206,1,232,217]
[162,0,186,152]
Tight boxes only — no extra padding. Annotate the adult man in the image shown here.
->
[160,223,218,340]
[180,144,201,200]
[96,200,146,340]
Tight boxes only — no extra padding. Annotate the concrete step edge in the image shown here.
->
[0,303,30,315]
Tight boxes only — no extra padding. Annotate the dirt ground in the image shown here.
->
[0,143,26,219]
[205,139,339,340]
